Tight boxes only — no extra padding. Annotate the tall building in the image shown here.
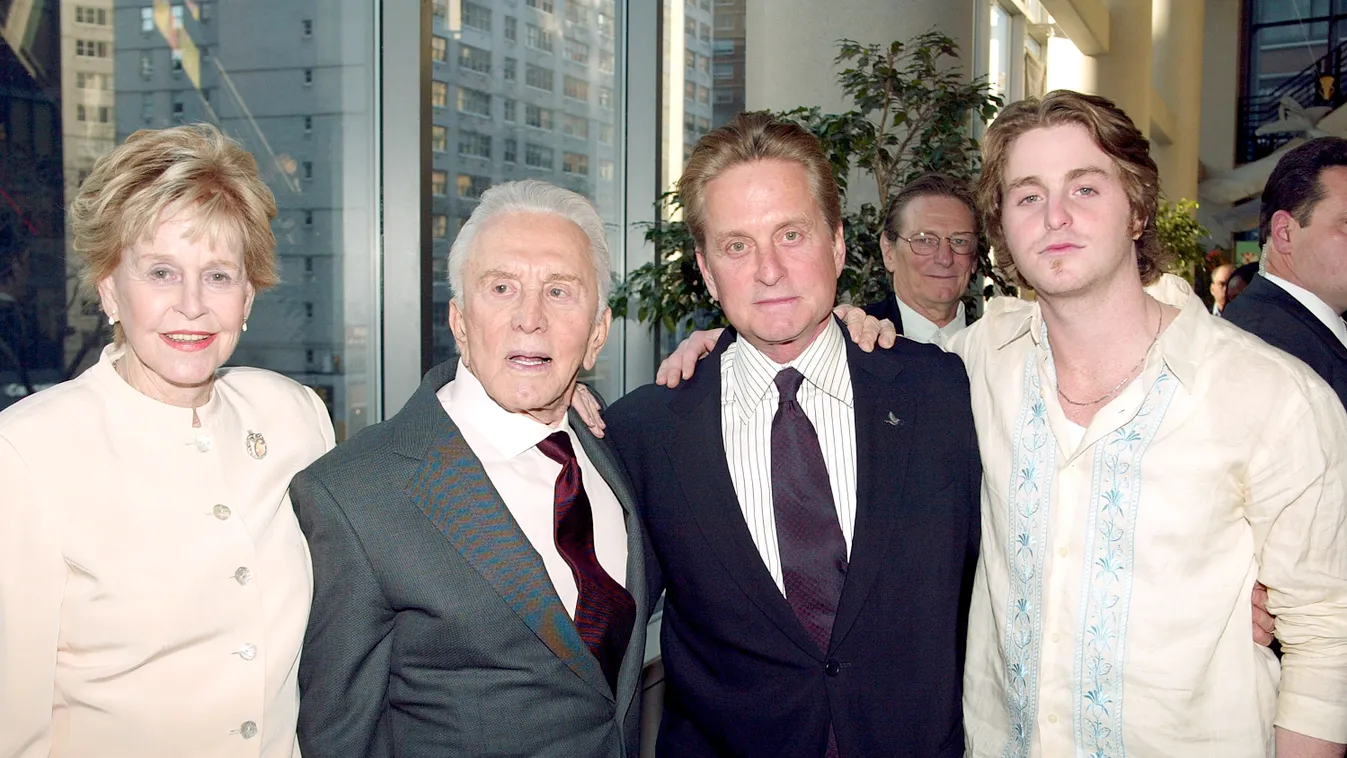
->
[429,0,623,369]
[0,0,67,411]
[709,0,743,127]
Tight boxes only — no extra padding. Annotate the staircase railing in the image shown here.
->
[1237,38,1347,164]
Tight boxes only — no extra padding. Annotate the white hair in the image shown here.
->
[448,179,612,321]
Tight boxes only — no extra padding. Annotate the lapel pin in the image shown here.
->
[246,430,268,460]
[885,412,902,426]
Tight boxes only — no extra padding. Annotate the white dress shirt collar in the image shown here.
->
[439,359,570,459]
[728,318,854,420]
[896,297,966,348]
[1262,273,1347,348]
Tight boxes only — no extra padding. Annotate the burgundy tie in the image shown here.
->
[538,431,636,692]
[771,368,846,758]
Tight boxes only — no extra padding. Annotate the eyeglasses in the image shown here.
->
[894,233,977,257]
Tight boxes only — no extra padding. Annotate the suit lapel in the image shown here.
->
[832,339,911,648]
[398,363,611,700]
[1251,276,1347,361]
[572,412,647,717]
[666,329,822,657]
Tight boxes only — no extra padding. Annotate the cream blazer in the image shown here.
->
[0,345,335,758]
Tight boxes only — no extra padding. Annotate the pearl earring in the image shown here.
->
[242,320,248,333]
[108,314,118,326]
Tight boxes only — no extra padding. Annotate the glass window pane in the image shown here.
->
[428,0,627,400]
[0,2,381,439]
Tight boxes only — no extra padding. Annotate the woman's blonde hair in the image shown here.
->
[70,123,279,301]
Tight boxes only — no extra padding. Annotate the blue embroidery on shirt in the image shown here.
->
[1070,370,1177,758]
[1000,349,1056,758]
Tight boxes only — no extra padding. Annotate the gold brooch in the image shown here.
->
[246,430,268,460]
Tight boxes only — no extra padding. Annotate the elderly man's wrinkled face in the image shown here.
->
[449,211,610,425]
[97,208,254,407]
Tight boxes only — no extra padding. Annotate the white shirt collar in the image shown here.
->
[896,297,966,349]
[1262,273,1347,347]
[727,318,853,420]
[438,359,570,459]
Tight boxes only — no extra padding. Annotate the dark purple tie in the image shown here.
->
[538,431,636,692]
[771,369,847,757]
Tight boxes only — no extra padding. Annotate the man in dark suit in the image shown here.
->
[1224,137,1347,409]
[862,173,979,347]
[291,180,648,757]
[605,113,980,757]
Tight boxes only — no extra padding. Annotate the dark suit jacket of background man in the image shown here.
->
[604,324,981,758]
[1223,274,1347,409]
[291,360,649,758]
[862,292,972,337]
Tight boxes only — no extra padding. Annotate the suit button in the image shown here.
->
[212,504,231,520]
[239,720,258,739]
[824,660,841,677]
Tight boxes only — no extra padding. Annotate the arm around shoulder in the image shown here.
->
[290,467,395,758]
[0,434,65,758]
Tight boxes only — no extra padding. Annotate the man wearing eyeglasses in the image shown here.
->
[863,173,979,348]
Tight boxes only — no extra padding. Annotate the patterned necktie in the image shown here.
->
[537,431,636,692]
[770,368,848,653]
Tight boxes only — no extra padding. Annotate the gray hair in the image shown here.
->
[448,179,612,321]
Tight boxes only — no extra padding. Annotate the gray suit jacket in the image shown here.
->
[292,360,647,757]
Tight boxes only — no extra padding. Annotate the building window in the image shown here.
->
[525,63,554,91]
[565,4,587,25]
[141,7,154,33]
[713,38,734,55]
[305,210,314,226]
[700,22,711,42]
[599,50,614,74]
[504,137,518,163]
[564,75,589,101]
[565,39,589,64]
[698,85,710,105]
[137,53,154,80]
[172,93,184,120]
[172,49,184,71]
[431,35,447,63]
[716,12,735,31]
[684,80,696,101]
[433,214,449,239]
[524,142,553,169]
[599,159,615,181]
[432,125,448,152]
[304,115,313,132]
[75,39,109,58]
[463,1,492,32]
[599,124,613,144]
[685,16,697,38]
[599,87,613,109]
[458,131,492,158]
[75,7,109,25]
[714,90,735,104]
[432,170,447,196]
[304,68,314,86]
[685,48,696,69]
[305,302,315,318]
[459,44,491,74]
[598,6,614,37]
[504,16,517,42]
[562,152,588,175]
[526,24,554,53]
[504,57,517,81]
[526,0,554,12]
[98,106,110,124]
[76,104,87,122]
[562,113,589,138]
[141,94,154,122]
[457,174,491,198]
[458,86,491,116]
[432,81,448,107]
[525,104,553,130]
[697,54,710,74]
[303,18,313,37]
[303,161,314,180]
[714,62,733,80]
[503,97,517,121]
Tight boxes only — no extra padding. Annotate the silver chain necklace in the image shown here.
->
[1056,305,1163,407]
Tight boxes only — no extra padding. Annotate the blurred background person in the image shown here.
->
[1210,262,1235,315]
[0,124,335,758]
[1225,261,1260,304]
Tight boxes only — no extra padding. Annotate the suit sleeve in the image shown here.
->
[603,399,665,613]
[291,468,396,758]
[0,434,63,758]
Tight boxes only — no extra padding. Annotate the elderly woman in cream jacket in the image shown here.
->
[0,124,334,757]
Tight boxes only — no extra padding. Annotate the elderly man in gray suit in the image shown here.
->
[291,180,647,757]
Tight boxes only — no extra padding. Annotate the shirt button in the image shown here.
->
[239,720,258,739]
[194,435,213,453]
[824,660,841,677]
[1058,547,1068,557]
[234,567,252,585]
[1051,633,1060,643]
[237,643,258,661]
[212,504,232,520]
[1046,713,1058,724]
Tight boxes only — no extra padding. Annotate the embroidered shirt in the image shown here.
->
[897,297,967,349]
[719,319,858,594]
[438,360,628,617]
[951,275,1347,757]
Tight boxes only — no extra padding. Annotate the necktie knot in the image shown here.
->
[774,367,806,404]
[537,431,576,466]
